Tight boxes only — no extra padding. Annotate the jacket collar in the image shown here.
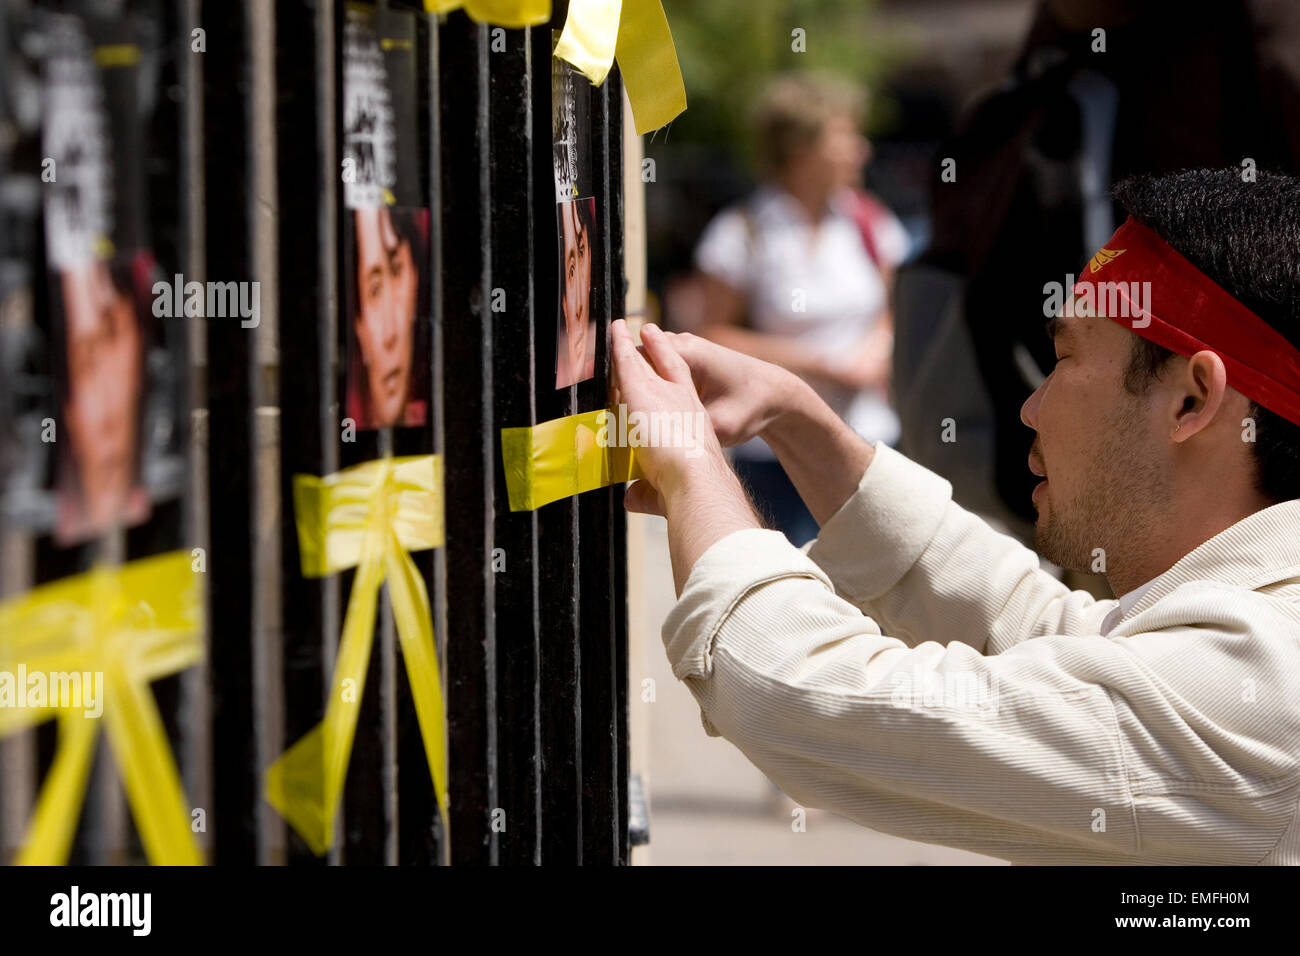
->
[1112,498,1300,631]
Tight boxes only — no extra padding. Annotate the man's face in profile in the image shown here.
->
[355,205,416,427]
[561,199,592,376]
[61,259,142,529]
[1020,297,1173,572]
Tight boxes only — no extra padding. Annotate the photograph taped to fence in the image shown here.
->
[556,196,598,389]
[342,4,429,431]
[39,13,180,546]
[552,52,597,389]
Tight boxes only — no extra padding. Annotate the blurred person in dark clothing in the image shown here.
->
[690,72,909,546]
[894,0,1300,541]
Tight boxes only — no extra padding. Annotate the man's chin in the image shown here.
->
[1033,514,1090,574]
[374,395,405,427]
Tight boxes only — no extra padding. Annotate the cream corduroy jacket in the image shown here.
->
[661,444,1300,864]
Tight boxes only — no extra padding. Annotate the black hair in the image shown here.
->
[1111,168,1300,503]
[559,196,595,311]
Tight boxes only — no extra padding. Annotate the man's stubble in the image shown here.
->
[1034,397,1173,584]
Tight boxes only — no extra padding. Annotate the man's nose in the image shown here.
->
[381,292,399,348]
[1021,379,1045,430]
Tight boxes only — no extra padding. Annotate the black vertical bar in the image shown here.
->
[440,10,496,865]
[275,0,337,866]
[396,6,444,867]
[488,22,542,864]
[577,61,617,864]
[534,5,583,864]
[202,0,260,864]
[606,67,630,866]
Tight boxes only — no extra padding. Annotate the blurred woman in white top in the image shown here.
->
[690,71,909,545]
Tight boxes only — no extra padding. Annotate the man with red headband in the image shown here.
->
[612,168,1300,864]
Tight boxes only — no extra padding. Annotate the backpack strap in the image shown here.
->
[845,187,885,269]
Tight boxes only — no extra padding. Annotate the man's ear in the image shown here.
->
[1171,349,1229,442]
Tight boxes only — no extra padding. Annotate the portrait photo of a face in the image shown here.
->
[346,204,429,430]
[53,253,150,543]
[556,196,597,389]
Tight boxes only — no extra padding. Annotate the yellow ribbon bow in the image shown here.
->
[423,0,551,29]
[265,455,448,856]
[0,551,205,865]
[501,407,646,511]
[554,0,686,135]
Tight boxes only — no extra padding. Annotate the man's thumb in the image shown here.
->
[624,479,665,517]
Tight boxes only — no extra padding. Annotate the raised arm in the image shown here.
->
[656,325,1106,649]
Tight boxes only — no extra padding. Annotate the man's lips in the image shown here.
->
[1028,450,1048,503]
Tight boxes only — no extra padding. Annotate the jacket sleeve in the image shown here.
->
[661,528,1300,864]
[801,443,1111,653]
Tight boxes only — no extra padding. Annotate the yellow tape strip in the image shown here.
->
[265,455,448,856]
[553,0,620,85]
[0,552,205,865]
[424,0,551,29]
[501,408,646,511]
[614,0,686,134]
[554,0,686,135]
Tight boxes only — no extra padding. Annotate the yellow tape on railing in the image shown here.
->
[501,408,646,511]
[555,0,686,135]
[264,455,447,856]
[0,551,205,865]
[424,0,551,29]
[426,0,686,134]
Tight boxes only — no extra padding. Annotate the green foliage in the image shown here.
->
[658,0,895,169]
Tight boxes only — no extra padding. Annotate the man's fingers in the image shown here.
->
[640,323,694,387]
[624,479,666,517]
[610,319,653,386]
[661,330,715,385]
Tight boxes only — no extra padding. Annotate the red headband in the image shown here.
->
[1071,216,1300,427]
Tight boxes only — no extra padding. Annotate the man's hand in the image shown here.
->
[610,319,763,593]
[622,322,877,529]
[654,329,802,447]
[609,320,726,498]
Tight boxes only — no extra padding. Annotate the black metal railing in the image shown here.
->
[0,0,628,867]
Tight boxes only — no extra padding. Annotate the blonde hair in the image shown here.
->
[751,72,868,176]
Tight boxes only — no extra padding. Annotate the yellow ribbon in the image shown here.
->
[554,0,686,135]
[0,551,205,865]
[264,455,448,856]
[423,0,551,29]
[501,407,646,511]
[424,1,686,134]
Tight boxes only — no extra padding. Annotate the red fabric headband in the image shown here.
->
[1071,216,1300,427]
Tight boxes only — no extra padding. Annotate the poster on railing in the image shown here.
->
[341,4,430,432]
[552,46,600,390]
[30,13,184,546]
